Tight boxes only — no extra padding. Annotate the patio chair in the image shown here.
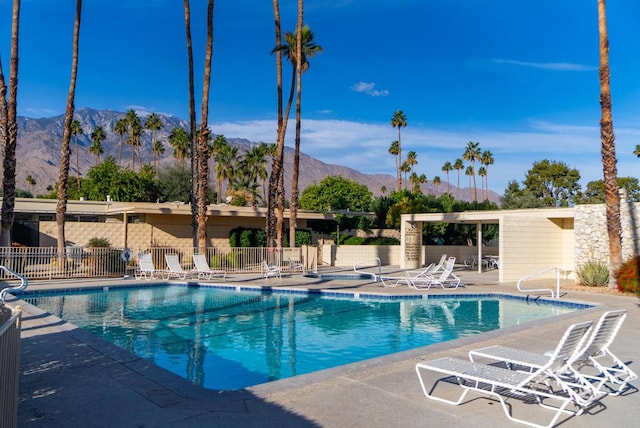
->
[134,252,167,280]
[192,254,226,280]
[379,263,435,288]
[406,257,461,289]
[416,321,606,428]
[429,253,448,274]
[468,310,636,395]
[262,260,282,279]
[289,257,306,274]
[164,253,190,280]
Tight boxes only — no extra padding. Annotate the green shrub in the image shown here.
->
[576,261,610,287]
[614,256,640,294]
[86,237,111,247]
[342,236,366,245]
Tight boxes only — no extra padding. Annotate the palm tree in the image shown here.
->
[441,161,453,195]
[183,0,198,247]
[89,125,106,166]
[480,149,494,201]
[453,158,464,199]
[71,119,83,188]
[242,143,269,203]
[152,139,165,172]
[0,0,21,246]
[462,141,481,202]
[380,186,387,195]
[405,150,418,175]
[390,110,407,191]
[125,109,142,171]
[634,144,640,157]
[208,134,227,201]
[273,19,323,247]
[214,143,238,203]
[465,166,474,201]
[388,140,400,186]
[25,175,36,196]
[409,172,419,193]
[56,0,82,262]
[145,112,163,170]
[267,0,285,247]
[114,118,127,167]
[433,175,441,196]
[597,0,622,283]
[400,161,411,189]
[477,167,486,200]
[168,127,190,167]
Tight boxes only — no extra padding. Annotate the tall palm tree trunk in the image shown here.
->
[267,0,283,248]
[196,0,214,251]
[183,0,198,248]
[289,0,303,248]
[56,0,82,262]
[597,0,622,286]
[0,0,21,247]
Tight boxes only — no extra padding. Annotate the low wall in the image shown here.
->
[329,245,495,267]
[574,200,640,268]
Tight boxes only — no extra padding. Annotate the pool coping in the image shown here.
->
[11,278,598,398]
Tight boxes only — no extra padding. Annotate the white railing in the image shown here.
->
[0,305,22,428]
[354,258,381,280]
[516,267,563,299]
[0,266,28,304]
[0,246,314,280]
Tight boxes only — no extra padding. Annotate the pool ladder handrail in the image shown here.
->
[354,258,381,281]
[0,265,28,305]
[516,267,562,299]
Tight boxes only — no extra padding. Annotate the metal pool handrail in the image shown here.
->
[516,267,562,299]
[354,258,381,280]
[0,266,28,305]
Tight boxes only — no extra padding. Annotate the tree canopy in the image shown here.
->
[504,159,581,208]
[299,175,373,212]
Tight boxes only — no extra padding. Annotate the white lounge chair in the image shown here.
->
[470,310,636,396]
[134,252,167,280]
[406,257,461,289]
[289,257,306,274]
[429,253,448,274]
[192,254,226,280]
[379,263,435,288]
[165,253,190,280]
[416,321,605,428]
[262,260,281,278]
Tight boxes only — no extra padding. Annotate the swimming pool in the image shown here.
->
[21,285,587,390]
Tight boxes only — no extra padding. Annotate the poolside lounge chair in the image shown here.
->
[469,310,636,396]
[262,260,282,278]
[192,254,227,280]
[289,257,306,274]
[378,263,435,288]
[416,321,606,428]
[406,257,461,289]
[134,252,167,279]
[429,253,448,274]
[165,253,190,280]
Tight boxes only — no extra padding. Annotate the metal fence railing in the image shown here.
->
[0,305,22,428]
[0,246,316,281]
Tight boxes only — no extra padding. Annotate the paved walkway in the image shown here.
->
[9,267,640,427]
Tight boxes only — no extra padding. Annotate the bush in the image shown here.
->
[576,261,610,287]
[87,237,111,248]
[614,256,640,294]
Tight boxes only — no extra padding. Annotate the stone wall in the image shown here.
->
[574,198,640,268]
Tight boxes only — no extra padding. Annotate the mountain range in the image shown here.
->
[8,108,500,203]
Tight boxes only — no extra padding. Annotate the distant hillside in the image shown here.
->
[7,107,500,203]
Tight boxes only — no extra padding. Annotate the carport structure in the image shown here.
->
[400,208,575,283]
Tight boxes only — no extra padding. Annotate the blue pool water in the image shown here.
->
[22,285,585,390]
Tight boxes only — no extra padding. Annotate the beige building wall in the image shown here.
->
[333,245,402,267]
[499,215,573,282]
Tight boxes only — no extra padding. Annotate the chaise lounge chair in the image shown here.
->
[289,257,306,274]
[405,257,461,289]
[469,310,636,396]
[134,252,167,280]
[379,263,435,288]
[165,253,190,280]
[192,254,227,280]
[262,260,282,278]
[416,321,606,428]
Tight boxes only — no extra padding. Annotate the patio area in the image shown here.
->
[10,267,640,427]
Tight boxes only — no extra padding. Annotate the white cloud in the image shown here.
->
[494,59,597,72]
[350,81,390,97]
[211,117,640,194]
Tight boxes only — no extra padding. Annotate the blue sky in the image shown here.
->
[2,0,640,194]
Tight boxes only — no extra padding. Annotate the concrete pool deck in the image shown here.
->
[10,266,640,427]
